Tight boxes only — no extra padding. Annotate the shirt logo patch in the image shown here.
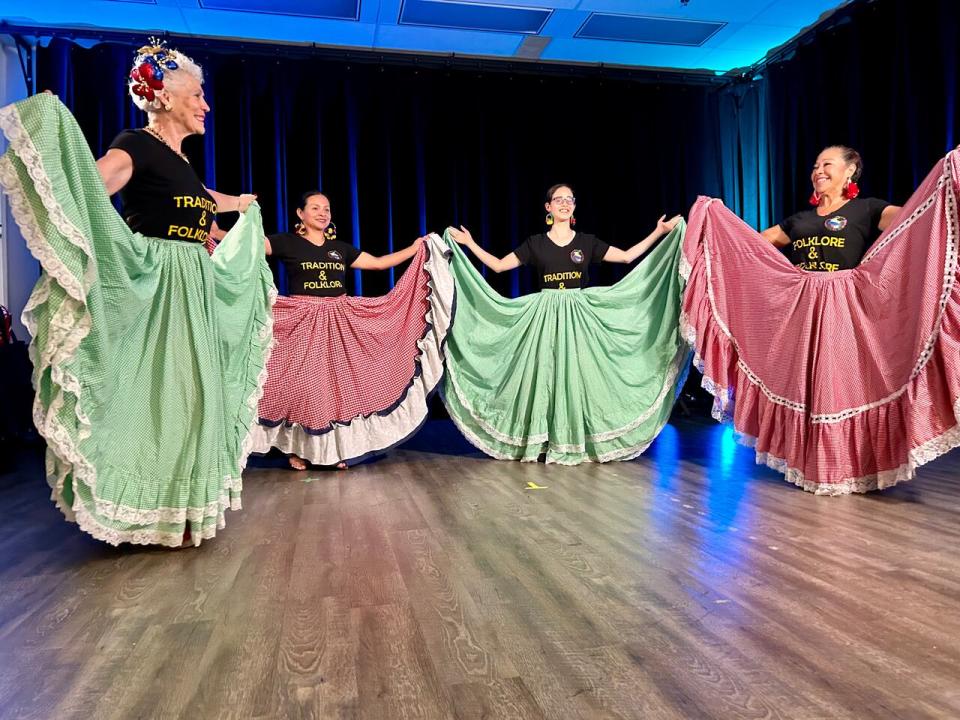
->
[824,216,848,232]
[570,249,584,264]
[327,250,343,261]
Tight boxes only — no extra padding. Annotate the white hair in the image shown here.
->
[128,48,204,113]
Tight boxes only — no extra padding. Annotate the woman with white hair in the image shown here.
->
[0,39,275,546]
[98,44,254,230]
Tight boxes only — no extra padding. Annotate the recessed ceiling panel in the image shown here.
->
[576,13,725,47]
[199,0,361,21]
[399,0,551,34]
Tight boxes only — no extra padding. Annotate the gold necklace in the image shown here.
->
[144,126,190,164]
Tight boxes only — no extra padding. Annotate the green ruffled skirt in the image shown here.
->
[441,224,689,464]
[0,94,275,546]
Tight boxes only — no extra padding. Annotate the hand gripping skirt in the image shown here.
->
[0,94,276,545]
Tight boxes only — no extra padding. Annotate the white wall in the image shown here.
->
[0,35,38,340]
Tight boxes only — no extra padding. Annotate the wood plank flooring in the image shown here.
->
[0,418,958,720]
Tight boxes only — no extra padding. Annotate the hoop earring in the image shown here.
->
[808,192,821,207]
[295,222,306,237]
[545,212,554,227]
[324,222,337,241]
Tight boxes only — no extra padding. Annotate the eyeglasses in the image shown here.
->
[551,196,576,206]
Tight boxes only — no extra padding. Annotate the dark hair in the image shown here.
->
[545,183,575,203]
[298,190,328,210]
[825,146,863,182]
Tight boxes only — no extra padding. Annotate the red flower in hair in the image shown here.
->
[130,63,161,101]
[129,39,181,104]
[138,61,164,90]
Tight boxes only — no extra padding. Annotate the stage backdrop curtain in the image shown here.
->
[34,38,724,297]
[719,0,960,231]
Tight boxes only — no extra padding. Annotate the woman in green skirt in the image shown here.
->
[444,184,687,464]
[0,40,274,546]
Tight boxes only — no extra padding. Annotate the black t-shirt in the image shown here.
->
[268,233,362,297]
[779,197,890,272]
[513,232,610,290]
[109,130,216,243]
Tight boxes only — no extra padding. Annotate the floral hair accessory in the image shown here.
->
[129,37,182,102]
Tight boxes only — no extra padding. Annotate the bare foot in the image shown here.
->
[337,462,348,470]
[288,455,308,470]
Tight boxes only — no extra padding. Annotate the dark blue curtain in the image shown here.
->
[36,39,725,297]
[721,0,960,230]
[712,80,772,230]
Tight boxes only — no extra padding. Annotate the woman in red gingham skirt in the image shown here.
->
[682,144,960,494]
[251,191,453,469]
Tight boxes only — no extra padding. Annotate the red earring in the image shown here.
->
[569,215,576,227]
[808,192,821,207]
[843,181,860,200]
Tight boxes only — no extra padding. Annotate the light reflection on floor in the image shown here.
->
[647,421,762,591]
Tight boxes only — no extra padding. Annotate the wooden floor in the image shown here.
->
[1,418,959,720]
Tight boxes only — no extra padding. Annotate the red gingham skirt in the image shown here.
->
[252,239,453,465]
[681,148,960,494]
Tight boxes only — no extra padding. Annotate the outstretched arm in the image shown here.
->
[205,188,257,214]
[447,226,520,273]
[603,214,683,263]
[352,236,427,271]
[96,149,134,196]
[878,204,903,232]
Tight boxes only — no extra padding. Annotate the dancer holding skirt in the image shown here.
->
[682,145,960,494]
[252,192,454,469]
[444,184,687,464]
[0,40,275,545]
